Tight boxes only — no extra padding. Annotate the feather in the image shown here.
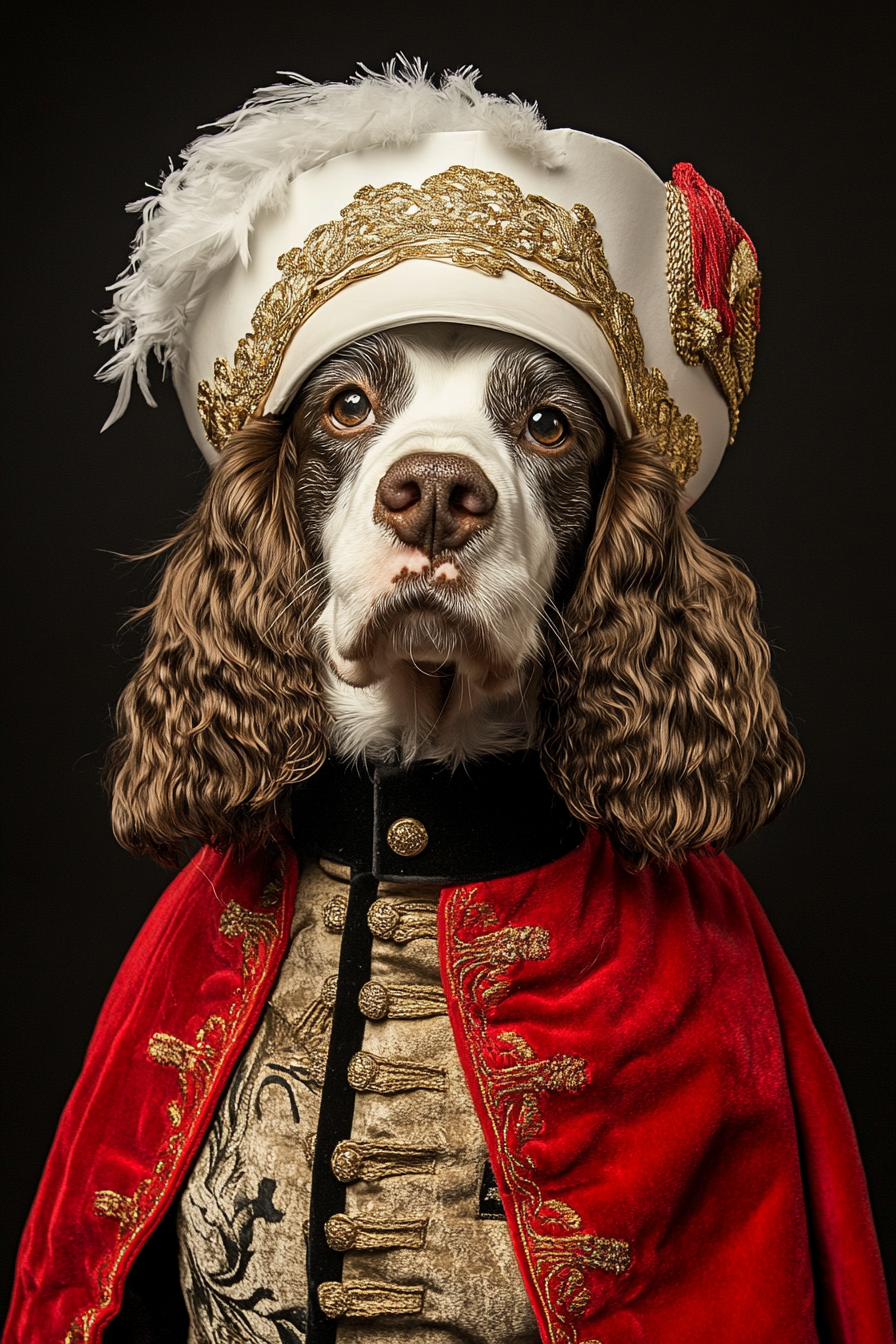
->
[95,57,554,426]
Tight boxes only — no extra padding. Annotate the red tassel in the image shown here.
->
[672,163,760,337]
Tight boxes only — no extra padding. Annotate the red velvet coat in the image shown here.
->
[5,832,892,1343]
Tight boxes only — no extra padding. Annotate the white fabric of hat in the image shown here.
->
[96,60,759,503]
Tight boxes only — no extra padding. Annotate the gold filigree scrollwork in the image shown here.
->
[146,1016,227,1129]
[197,166,701,483]
[442,886,631,1344]
[92,1190,141,1231]
[367,897,438,943]
[665,183,760,445]
[451,922,551,1018]
[330,1139,440,1184]
[218,901,280,975]
[317,1280,425,1319]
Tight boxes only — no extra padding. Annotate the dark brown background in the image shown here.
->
[2,0,893,1316]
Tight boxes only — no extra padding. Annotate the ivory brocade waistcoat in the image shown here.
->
[179,858,539,1343]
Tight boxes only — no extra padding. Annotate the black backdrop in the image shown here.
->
[2,0,893,1315]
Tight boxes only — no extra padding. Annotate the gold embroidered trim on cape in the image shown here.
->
[197,166,701,484]
[665,182,759,445]
[66,846,291,1344]
[443,888,631,1344]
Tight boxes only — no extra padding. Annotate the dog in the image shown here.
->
[107,321,802,869]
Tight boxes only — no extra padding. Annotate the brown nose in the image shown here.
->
[374,452,497,556]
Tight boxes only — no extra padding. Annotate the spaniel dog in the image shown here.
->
[108,323,802,867]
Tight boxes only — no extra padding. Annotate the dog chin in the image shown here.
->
[327,605,517,692]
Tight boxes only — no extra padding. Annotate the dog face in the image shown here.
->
[109,323,803,865]
[287,324,609,759]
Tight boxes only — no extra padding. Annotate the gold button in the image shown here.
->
[322,896,347,932]
[325,1213,358,1251]
[386,817,429,857]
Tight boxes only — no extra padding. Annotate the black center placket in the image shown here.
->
[305,869,378,1344]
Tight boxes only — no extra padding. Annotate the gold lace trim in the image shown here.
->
[68,846,291,1344]
[347,1050,447,1094]
[330,1138,440,1183]
[358,979,447,1020]
[325,1212,429,1252]
[443,887,631,1344]
[197,166,701,484]
[665,182,759,445]
[368,897,438,943]
[317,1280,425,1319]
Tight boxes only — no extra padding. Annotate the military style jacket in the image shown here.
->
[5,755,892,1344]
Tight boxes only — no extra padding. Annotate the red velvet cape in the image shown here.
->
[5,831,891,1343]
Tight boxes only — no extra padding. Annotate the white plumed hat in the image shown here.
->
[97,60,761,501]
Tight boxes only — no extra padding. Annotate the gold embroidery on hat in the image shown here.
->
[330,1138,440,1183]
[198,166,701,483]
[358,979,447,1020]
[443,886,631,1344]
[665,183,759,445]
[347,1049,447,1093]
[325,1212,429,1252]
[367,897,438,943]
[317,1280,425,1319]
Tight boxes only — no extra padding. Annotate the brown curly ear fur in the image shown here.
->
[541,434,804,866]
[106,417,329,865]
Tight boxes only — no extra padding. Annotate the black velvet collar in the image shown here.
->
[291,749,583,884]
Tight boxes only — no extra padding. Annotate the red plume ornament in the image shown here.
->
[666,163,761,443]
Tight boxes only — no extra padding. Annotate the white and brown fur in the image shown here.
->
[107,324,803,867]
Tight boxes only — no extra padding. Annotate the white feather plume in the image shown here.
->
[95,58,554,427]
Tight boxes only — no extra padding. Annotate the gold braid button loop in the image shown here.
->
[325,1212,429,1252]
[317,1280,425,1319]
[347,1050,447,1094]
[358,980,447,1021]
[330,1139,440,1184]
[367,898,438,944]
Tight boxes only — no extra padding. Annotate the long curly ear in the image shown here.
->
[541,434,804,866]
[106,417,329,865]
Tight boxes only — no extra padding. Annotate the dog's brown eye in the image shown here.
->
[329,387,372,428]
[526,407,569,449]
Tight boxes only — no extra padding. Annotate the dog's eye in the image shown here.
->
[525,407,569,449]
[329,387,372,428]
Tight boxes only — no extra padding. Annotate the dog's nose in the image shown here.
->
[374,453,497,555]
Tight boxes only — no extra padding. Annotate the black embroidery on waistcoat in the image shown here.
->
[477,1157,508,1221]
